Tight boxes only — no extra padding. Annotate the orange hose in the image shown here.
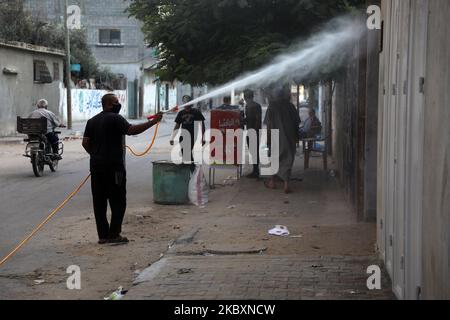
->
[126,123,160,157]
[0,174,91,267]
[0,123,160,268]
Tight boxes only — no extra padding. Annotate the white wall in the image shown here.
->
[60,89,128,122]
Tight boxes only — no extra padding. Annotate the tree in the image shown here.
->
[128,0,365,85]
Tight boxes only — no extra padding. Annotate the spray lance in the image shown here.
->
[147,95,196,142]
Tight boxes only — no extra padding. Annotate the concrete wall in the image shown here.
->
[59,89,128,122]
[24,0,155,118]
[0,43,64,137]
[363,12,380,222]
[24,0,153,75]
[331,31,362,212]
[330,11,379,222]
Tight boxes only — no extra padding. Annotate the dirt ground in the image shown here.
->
[0,151,378,300]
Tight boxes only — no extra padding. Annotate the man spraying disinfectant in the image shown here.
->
[82,93,163,244]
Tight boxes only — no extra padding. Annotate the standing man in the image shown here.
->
[29,99,65,160]
[82,93,163,244]
[217,96,245,129]
[263,85,300,194]
[243,89,262,178]
[217,96,238,110]
[170,95,206,163]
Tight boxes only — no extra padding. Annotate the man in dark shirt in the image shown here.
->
[299,108,322,139]
[217,96,239,111]
[82,93,162,244]
[217,96,245,129]
[170,95,206,163]
[244,90,262,178]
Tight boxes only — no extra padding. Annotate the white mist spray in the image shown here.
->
[177,16,364,108]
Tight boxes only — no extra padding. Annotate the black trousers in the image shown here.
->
[91,170,127,240]
[180,136,195,163]
[247,134,260,174]
[45,132,59,154]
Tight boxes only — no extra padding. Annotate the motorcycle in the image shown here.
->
[17,117,64,177]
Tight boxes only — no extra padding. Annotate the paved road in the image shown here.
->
[0,115,179,272]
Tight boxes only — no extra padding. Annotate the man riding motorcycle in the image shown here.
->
[28,99,65,160]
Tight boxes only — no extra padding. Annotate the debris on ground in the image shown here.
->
[227,205,236,209]
[177,268,193,275]
[34,279,45,285]
[205,247,267,255]
[104,287,128,300]
[268,225,290,236]
[290,235,303,238]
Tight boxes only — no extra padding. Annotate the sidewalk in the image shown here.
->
[125,155,395,300]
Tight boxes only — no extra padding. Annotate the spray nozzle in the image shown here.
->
[147,105,179,120]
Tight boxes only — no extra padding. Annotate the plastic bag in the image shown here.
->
[104,286,127,300]
[189,166,209,206]
[268,225,290,236]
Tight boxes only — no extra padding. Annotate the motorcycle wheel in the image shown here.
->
[49,159,59,172]
[31,153,44,177]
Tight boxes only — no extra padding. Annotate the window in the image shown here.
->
[53,62,60,81]
[33,60,52,83]
[99,29,121,44]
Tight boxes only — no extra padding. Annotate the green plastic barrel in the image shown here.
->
[152,161,192,205]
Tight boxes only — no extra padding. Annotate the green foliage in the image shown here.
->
[128,0,365,85]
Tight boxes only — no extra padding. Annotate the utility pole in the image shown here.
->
[64,0,72,129]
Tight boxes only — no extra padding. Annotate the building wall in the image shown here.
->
[0,43,64,136]
[24,0,152,79]
[378,0,450,299]
[331,31,363,212]
[421,0,450,299]
[59,89,128,122]
[330,9,380,223]
[24,0,155,118]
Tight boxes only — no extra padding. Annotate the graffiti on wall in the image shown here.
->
[69,89,128,121]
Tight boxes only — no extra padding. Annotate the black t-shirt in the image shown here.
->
[174,108,205,139]
[83,111,132,172]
